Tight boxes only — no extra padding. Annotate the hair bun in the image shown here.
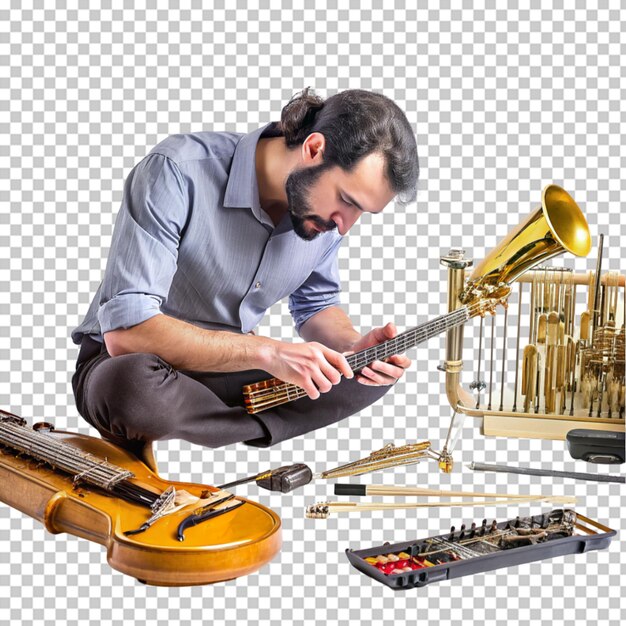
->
[280,87,325,147]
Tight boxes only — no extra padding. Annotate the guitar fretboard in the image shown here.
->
[346,306,470,372]
[0,418,132,489]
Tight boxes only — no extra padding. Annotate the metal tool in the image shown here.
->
[469,461,625,484]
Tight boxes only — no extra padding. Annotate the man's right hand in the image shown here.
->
[259,341,354,400]
[104,315,353,399]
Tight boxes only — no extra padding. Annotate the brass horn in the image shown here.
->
[442,184,592,412]
[460,184,591,305]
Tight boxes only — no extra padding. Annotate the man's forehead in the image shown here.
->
[335,152,394,210]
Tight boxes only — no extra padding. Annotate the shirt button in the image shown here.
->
[255,281,262,289]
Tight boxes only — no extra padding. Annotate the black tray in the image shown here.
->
[346,509,616,590]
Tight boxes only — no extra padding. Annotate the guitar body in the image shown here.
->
[0,428,282,586]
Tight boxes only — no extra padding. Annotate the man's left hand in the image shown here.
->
[347,322,411,386]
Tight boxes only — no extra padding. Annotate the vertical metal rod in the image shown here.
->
[499,306,509,412]
[475,316,484,409]
[535,351,541,414]
[487,314,495,411]
[529,272,536,342]
[569,341,578,416]
[512,283,523,412]
[599,285,607,328]
[570,284,577,336]
[592,234,604,332]
[596,372,605,418]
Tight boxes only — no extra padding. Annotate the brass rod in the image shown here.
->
[512,283,523,412]
[592,234,604,331]
[475,316,484,409]
[499,306,509,412]
[488,315,495,411]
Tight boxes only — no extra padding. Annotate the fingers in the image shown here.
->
[382,322,397,338]
[357,356,411,386]
[309,347,353,396]
[302,344,354,399]
[322,347,354,380]
[301,380,321,400]
[387,354,411,369]
[367,322,397,345]
[350,321,399,353]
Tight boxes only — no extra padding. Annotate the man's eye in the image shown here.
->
[341,197,352,206]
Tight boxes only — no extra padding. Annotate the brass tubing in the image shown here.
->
[499,306,509,412]
[445,265,465,364]
[466,269,624,287]
[488,315,495,411]
[569,340,578,416]
[529,273,536,343]
[443,260,475,411]
[512,283,523,412]
[475,316,484,410]
[570,284,577,336]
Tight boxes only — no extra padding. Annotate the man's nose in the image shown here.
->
[332,207,360,235]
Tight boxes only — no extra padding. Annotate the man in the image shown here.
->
[71,88,419,456]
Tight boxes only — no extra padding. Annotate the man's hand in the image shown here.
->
[260,341,354,400]
[348,322,411,386]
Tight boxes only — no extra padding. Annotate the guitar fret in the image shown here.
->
[245,306,472,413]
[346,307,469,373]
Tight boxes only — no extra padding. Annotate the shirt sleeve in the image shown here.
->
[97,153,189,335]
[288,235,343,334]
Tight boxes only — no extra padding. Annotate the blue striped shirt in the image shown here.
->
[71,122,343,346]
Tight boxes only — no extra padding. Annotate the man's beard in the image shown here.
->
[285,163,337,241]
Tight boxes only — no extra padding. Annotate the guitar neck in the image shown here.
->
[242,305,473,414]
[345,306,470,372]
[0,415,158,508]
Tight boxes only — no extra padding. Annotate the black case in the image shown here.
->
[566,429,625,464]
[346,509,616,590]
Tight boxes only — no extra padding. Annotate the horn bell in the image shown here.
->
[468,184,592,288]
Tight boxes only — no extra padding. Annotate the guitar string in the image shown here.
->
[0,422,159,506]
[245,305,475,409]
[0,422,126,483]
[245,302,489,410]
[247,305,471,394]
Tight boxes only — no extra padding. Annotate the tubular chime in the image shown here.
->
[444,266,625,440]
[441,186,624,440]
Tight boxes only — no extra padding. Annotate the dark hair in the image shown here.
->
[279,87,419,205]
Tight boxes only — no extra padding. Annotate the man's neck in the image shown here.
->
[255,136,298,226]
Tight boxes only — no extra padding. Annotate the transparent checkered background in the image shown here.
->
[1,2,624,625]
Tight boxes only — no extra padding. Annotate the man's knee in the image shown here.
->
[333,376,393,417]
[86,352,176,441]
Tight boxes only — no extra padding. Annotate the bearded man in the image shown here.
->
[71,88,419,457]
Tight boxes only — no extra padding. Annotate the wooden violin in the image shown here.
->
[0,409,281,586]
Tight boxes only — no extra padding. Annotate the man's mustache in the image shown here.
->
[301,214,337,231]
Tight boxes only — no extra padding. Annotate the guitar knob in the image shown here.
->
[33,422,55,433]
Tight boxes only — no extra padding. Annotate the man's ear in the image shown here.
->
[301,132,326,165]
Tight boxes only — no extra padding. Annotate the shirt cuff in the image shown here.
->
[97,293,163,334]
[290,292,341,334]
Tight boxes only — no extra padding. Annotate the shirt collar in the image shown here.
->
[223,121,283,225]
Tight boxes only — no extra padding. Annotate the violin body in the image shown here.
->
[0,428,282,586]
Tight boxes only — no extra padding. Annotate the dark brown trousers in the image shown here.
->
[71,336,393,450]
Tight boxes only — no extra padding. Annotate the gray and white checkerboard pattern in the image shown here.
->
[1,2,624,625]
